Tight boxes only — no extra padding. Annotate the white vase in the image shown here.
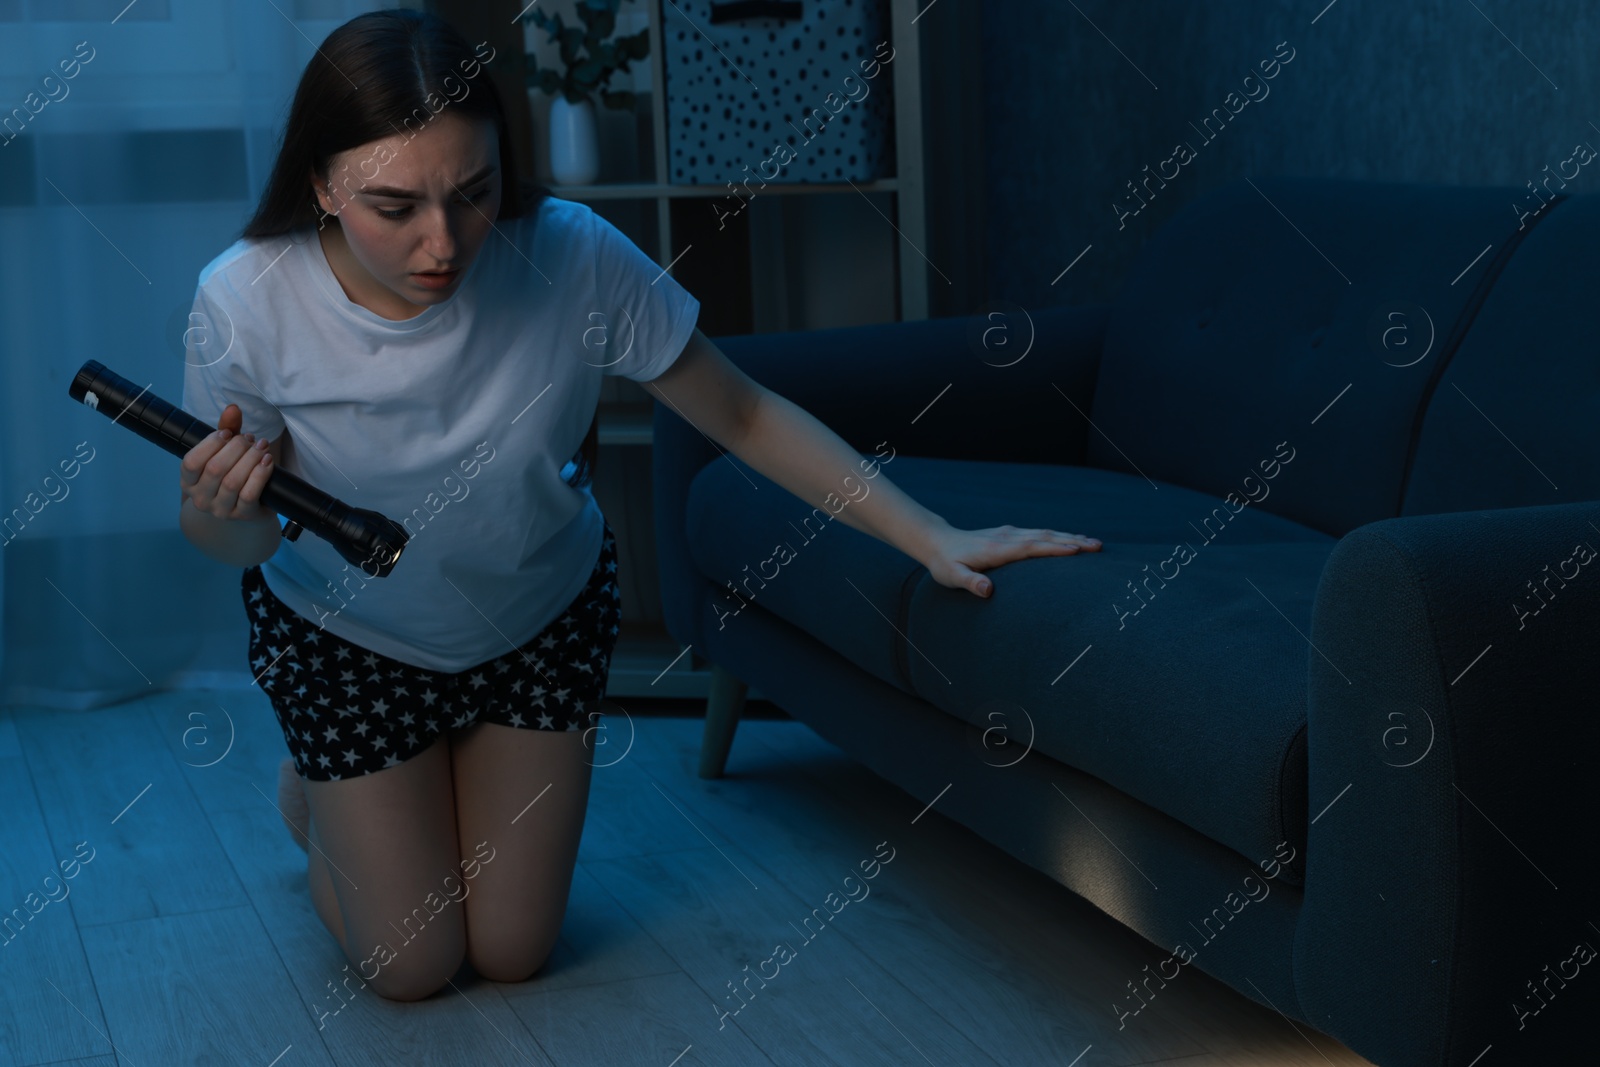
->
[546,94,600,185]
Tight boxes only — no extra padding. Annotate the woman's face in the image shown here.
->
[312,112,503,317]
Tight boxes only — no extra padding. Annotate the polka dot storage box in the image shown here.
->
[660,0,897,184]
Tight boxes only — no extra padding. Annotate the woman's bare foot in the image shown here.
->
[277,757,311,853]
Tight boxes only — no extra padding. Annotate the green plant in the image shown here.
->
[521,0,650,110]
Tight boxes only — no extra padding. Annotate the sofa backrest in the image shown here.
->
[1084,177,1539,537]
[1402,192,1600,516]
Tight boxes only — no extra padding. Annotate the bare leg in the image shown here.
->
[278,757,312,853]
[306,819,348,953]
[449,721,594,982]
[299,734,467,1001]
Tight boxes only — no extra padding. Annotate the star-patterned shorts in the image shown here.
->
[242,520,621,781]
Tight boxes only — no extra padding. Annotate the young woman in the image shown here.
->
[176,8,1100,1004]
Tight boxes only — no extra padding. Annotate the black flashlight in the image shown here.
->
[68,360,409,577]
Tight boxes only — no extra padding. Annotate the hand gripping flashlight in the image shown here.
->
[69,360,409,577]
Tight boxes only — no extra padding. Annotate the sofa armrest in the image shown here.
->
[1295,500,1600,1065]
[651,305,1108,652]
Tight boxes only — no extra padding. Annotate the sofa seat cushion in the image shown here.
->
[684,452,933,697]
[685,454,1334,878]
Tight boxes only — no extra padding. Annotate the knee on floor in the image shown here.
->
[357,944,467,1003]
[467,929,560,985]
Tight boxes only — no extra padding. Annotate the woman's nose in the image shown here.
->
[423,205,460,262]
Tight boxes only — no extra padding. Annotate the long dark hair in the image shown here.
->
[240,7,597,490]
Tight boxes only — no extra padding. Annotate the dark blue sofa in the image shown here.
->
[651,177,1600,1067]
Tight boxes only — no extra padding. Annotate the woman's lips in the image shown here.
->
[412,269,459,290]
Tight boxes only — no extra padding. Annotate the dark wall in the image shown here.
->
[921,0,988,320]
[984,0,1600,308]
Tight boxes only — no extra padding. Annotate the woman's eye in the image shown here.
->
[374,189,487,221]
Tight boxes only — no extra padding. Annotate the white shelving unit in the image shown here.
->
[542,0,927,324]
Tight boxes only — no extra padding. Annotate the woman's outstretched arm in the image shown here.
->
[641,330,1101,599]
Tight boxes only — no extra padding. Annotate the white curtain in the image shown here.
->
[0,0,410,708]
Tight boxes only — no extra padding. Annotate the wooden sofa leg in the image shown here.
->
[699,664,749,778]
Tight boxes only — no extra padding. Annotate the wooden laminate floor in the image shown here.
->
[0,689,1375,1066]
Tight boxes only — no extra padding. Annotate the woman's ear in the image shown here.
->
[308,171,335,219]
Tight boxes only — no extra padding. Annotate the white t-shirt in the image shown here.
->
[180,194,700,672]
